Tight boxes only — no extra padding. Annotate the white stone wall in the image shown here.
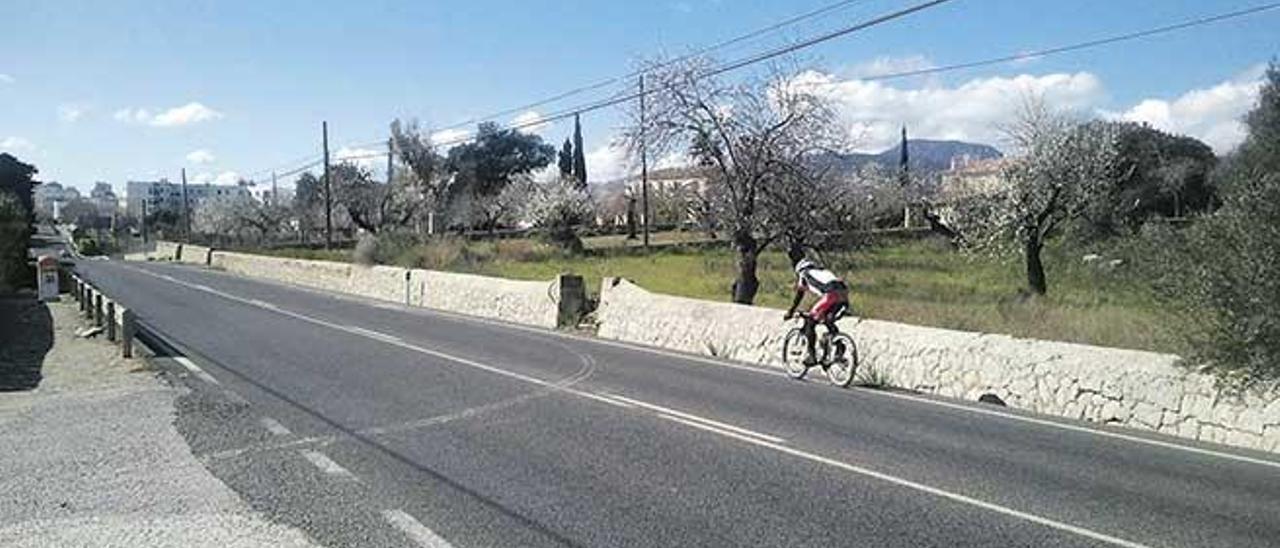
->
[207,251,560,329]
[177,244,211,266]
[597,278,1280,453]
[152,241,180,261]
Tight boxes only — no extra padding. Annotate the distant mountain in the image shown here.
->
[822,139,1003,174]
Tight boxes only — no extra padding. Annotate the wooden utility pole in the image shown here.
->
[322,121,333,249]
[271,171,278,207]
[180,168,190,242]
[140,201,147,244]
[639,75,651,250]
[386,137,394,184]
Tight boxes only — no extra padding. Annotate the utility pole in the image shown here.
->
[140,201,147,244]
[639,75,651,250]
[271,171,278,207]
[386,137,394,184]
[181,168,190,242]
[322,121,333,249]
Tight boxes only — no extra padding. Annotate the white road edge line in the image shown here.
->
[606,394,786,444]
[382,509,454,548]
[260,417,292,436]
[175,356,201,373]
[175,356,221,385]
[117,263,1166,545]
[135,261,1280,470]
[300,450,355,479]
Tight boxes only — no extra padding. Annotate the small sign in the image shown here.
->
[37,255,60,301]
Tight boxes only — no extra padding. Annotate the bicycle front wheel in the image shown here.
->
[781,328,810,380]
[825,333,859,388]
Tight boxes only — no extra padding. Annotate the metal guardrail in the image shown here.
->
[67,272,136,358]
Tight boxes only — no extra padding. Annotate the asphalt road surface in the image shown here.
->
[74,259,1280,547]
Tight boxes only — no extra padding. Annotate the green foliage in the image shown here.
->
[0,192,30,292]
[1073,121,1217,241]
[0,153,38,224]
[1151,62,1280,385]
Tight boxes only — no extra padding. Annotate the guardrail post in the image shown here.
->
[82,286,91,316]
[94,293,104,327]
[121,309,135,358]
[105,301,117,342]
[78,282,87,312]
[71,278,80,305]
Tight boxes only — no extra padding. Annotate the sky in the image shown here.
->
[1,0,1277,194]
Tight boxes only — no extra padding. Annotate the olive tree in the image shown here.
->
[622,57,845,304]
[951,98,1122,295]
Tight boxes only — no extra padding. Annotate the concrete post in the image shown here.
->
[94,293,104,327]
[82,287,91,316]
[121,309,135,359]
[78,282,87,313]
[105,301,117,342]
[72,278,80,305]
[556,274,586,329]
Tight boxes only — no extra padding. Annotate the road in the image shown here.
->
[74,258,1280,547]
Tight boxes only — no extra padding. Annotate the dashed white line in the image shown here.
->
[260,417,292,436]
[124,263,1156,546]
[382,509,454,548]
[300,450,355,479]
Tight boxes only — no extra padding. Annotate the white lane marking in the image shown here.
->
[248,298,279,310]
[176,356,222,385]
[117,263,1175,544]
[175,356,201,372]
[382,509,454,548]
[658,414,791,446]
[435,307,1280,471]
[301,450,355,479]
[347,325,403,343]
[260,417,292,436]
[574,391,636,409]
[861,389,1280,471]
[606,394,786,444]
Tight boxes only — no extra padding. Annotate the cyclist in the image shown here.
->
[783,257,850,366]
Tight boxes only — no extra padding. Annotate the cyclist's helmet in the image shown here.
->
[794,258,815,273]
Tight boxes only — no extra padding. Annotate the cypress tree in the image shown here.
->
[558,138,574,178]
[572,113,587,189]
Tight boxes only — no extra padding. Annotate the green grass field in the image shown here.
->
[258,234,1175,353]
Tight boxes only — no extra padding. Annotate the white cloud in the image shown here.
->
[334,146,385,173]
[847,55,936,79]
[0,136,34,152]
[801,69,1105,152]
[186,149,216,164]
[114,102,223,127]
[1108,65,1265,154]
[58,103,89,123]
[430,128,471,149]
[511,110,554,135]
[0,74,13,84]
[192,171,241,185]
[585,143,633,183]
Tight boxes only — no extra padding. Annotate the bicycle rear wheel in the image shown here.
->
[781,328,810,379]
[824,333,858,388]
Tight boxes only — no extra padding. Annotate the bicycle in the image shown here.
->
[781,309,859,387]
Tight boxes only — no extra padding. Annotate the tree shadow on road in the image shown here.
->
[0,296,54,391]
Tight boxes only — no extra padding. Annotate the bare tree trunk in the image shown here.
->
[732,228,760,304]
[1025,237,1047,295]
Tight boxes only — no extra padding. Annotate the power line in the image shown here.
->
[428,0,957,148]
[431,0,1279,149]
[432,0,878,134]
[834,1,1280,84]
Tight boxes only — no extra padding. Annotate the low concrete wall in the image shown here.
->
[177,244,212,266]
[596,278,1280,453]
[209,251,564,329]
[152,241,181,261]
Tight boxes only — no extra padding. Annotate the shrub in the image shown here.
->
[0,192,29,292]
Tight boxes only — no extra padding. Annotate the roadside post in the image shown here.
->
[37,256,60,301]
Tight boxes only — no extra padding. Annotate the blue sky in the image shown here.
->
[2,0,1276,193]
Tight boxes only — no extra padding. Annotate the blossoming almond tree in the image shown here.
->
[952,97,1123,295]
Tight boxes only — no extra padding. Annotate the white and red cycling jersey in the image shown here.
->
[796,267,848,322]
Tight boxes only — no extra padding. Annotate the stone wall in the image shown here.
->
[208,251,564,329]
[152,241,181,261]
[177,244,212,266]
[596,278,1280,453]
